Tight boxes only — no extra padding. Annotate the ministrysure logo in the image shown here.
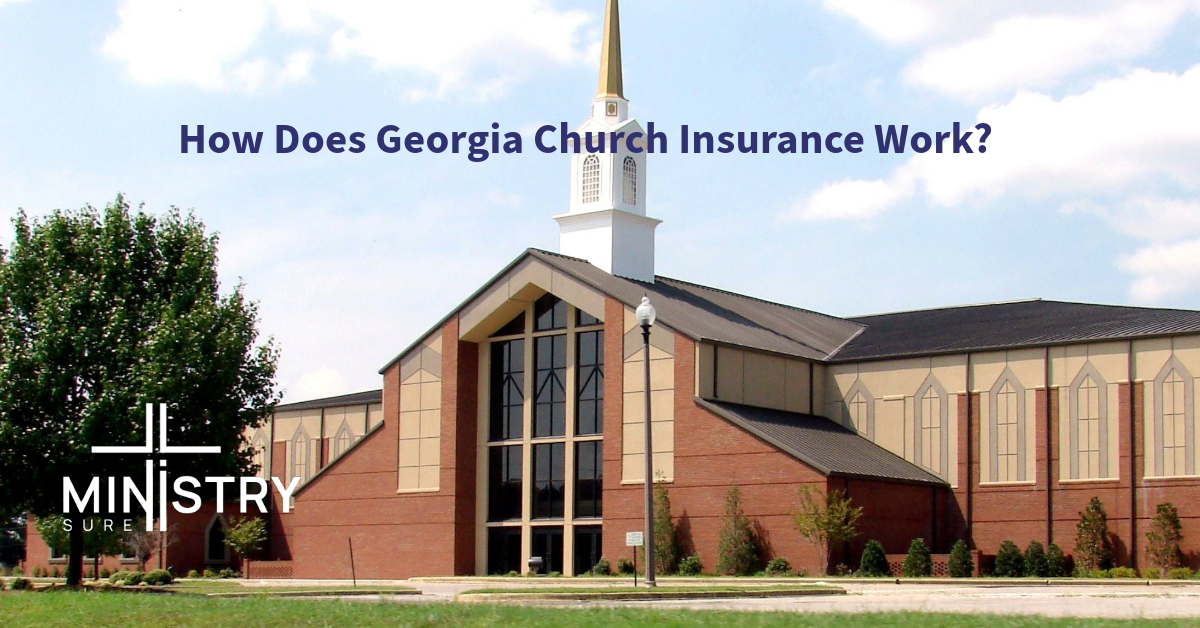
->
[61,404,298,531]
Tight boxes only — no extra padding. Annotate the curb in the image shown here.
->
[204,589,421,599]
[456,587,846,603]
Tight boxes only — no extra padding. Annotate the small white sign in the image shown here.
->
[625,531,644,547]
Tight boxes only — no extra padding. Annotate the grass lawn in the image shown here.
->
[459,585,838,595]
[170,580,416,596]
[2,592,1198,628]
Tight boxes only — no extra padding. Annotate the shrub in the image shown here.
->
[100,568,110,579]
[143,569,173,586]
[948,540,973,578]
[643,480,678,574]
[858,540,891,577]
[1024,541,1049,578]
[202,568,219,579]
[677,554,703,576]
[1075,497,1112,572]
[108,570,133,584]
[716,486,759,576]
[764,557,792,576]
[11,578,32,590]
[590,558,611,576]
[219,568,238,579]
[186,569,199,579]
[993,541,1024,577]
[1107,567,1139,579]
[793,486,863,576]
[1167,567,1194,580]
[547,571,562,578]
[11,566,23,576]
[123,572,145,586]
[616,558,635,575]
[901,538,932,578]
[1146,503,1183,577]
[505,571,519,577]
[1045,543,1069,578]
[51,568,60,578]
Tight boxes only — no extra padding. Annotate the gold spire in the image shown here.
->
[597,0,623,99]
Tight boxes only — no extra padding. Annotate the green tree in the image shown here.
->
[792,485,863,575]
[1024,541,1049,577]
[1074,497,1112,573]
[639,478,678,574]
[948,540,973,578]
[0,197,279,586]
[223,516,268,577]
[1146,503,1183,577]
[858,539,890,577]
[716,485,758,575]
[34,515,125,580]
[993,540,1025,577]
[901,538,932,577]
[1046,542,1069,578]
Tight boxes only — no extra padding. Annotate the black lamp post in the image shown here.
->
[635,296,658,588]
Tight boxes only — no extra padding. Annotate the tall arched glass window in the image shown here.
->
[914,375,948,479]
[581,155,600,204]
[333,423,355,459]
[1077,375,1102,477]
[849,391,869,434]
[1154,358,1194,477]
[292,428,311,482]
[622,156,637,205]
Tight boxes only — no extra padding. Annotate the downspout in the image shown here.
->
[808,362,815,415]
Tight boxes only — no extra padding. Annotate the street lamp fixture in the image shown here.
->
[635,296,657,588]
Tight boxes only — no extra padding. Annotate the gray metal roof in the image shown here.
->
[529,249,862,360]
[697,398,947,486]
[832,299,1200,362]
[275,389,382,412]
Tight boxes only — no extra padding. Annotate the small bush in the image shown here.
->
[677,554,703,576]
[1108,567,1139,579]
[124,572,145,586]
[1046,543,1069,578]
[858,540,891,577]
[901,538,932,578]
[547,571,562,578]
[143,570,173,586]
[51,568,60,578]
[590,558,611,576]
[1024,541,1049,578]
[948,540,973,578]
[100,568,110,579]
[1167,567,1194,580]
[108,570,132,584]
[186,569,199,579]
[993,541,1025,577]
[202,568,219,579]
[716,486,759,576]
[11,566,23,576]
[616,558,635,575]
[218,568,238,579]
[11,578,32,590]
[764,557,792,576]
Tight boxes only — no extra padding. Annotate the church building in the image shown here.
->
[23,0,1200,579]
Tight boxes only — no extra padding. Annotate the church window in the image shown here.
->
[989,372,1026,483]
[291,427,311,482]
[582,155,600,204]
[1069,363,1109,480]
[914,375,948,479]
[622,156,637,205]
[1154,358,1194,477]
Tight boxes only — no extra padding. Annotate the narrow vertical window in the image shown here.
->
[534,335,567,438]
[333,423,354,459]
[1078,375,1102,478]
[921,387,942,474]
[576,330,604,435]
[534,294,567,331]
[291,428,311,482]
[1154,359,1194,478]
[1163,370,1186,475]
[622,156,637,205]
[488,446,523,521]
[574,441,603,518]
[532,443,565,519]
[490,339,525,441]
[849,391,869,434]
[989,374,1026,484]
[581,155,600,204]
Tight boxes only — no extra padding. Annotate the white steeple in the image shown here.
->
[555,0,660,283]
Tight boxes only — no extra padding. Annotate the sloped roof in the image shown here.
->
[697,398,946,486]
[276,389,382,412]
[527,249,863,360]
[832,299,1200,362]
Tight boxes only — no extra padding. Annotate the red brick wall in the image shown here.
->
[282,317,474,579]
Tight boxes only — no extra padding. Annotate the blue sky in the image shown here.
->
[3,0,1200,401]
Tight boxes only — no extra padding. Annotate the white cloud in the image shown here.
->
[790,65,1200,221]
[102,0,594,100]
[1120,239,1200,302]
[823,0,1200,101]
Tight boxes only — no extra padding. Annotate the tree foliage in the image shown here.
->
[1074,497,1112,573]
[639,478,678,574]
[792,485,863,575]
[948,540,973,578]
[901,538,932,578]
[0,197,279,584]
[1146,502,1183,577]
[993,540,1025,577]
[1024,541,1049,578]
[1046,542,1070,578]
[34,515,126,580]
[716,485,758,575]
[858,539,891,577]
[223,516,268,576]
